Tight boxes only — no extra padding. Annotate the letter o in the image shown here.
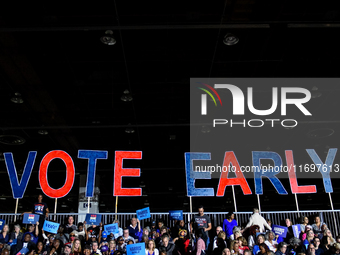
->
[39,150,75,198]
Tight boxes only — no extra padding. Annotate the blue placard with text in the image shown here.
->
[23,213,40,224]
[136,207,151,220]
[104,223,119,234]
[85,213,102,225]
[169,210,183,220]
[43,220,60,234]
[0,219,5,231]
[292,224,301,238]
[272,224,288,238]
[127,243,145,255]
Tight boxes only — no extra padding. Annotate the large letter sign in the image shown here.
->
[39,150,75,198]
[114,151,142,196]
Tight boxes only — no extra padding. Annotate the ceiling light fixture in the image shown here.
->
[38,130,48,135]
[223,33,239,46]
[121,90,133,102]
[0,135,26,145]
[11,92,24,104]
[100,30,116,45]
[125,123,135,134]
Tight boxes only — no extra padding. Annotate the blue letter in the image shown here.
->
[306,148,337,193]
[78,150,108,197]
[184,152,214,196]
[4,152,37,199]
[253,151,288,195]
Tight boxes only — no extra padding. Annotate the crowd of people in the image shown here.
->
[0,196,339,255]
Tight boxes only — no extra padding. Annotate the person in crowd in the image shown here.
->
[101,245,109,255]
[69,232,77,245]
[321,236,332,252]
[9,224,23,245]
[16,233,36,255]
[172,220,188,239]
[34,241,45,255]
[302,226,314,241]
[56,225,69,245]
[267,219,272,228]
[265,231,278,253]
[233,227,242,241]
[288,237,303,255]
[116,236,126,255]
[23,194,49,229]
[322,229,335,245]
[313,237,324,255]
[128,218,142,241]
[44,234,56,253]
[248,225,260,250]
[258,243,270,255]
[142,228,151,241]
[222,248,231,255]
[284,219,294,243]
[157,222,165,234]
[307,244,316,255]
[122,228,135,244]
[237,237,249,255]
[230,240,240,255]
[53,239,63,255]
[24,223,40,244]
[85,222,100,242]
[213,227,223,243]
[303,230,316,250]
[335,236,340,244]
[173,230,189,255]
[112,221,123,241]
[0,225,10,244]
[76,223,86,242]
[312,217,326,239]
[300,216,309,234]
[108,240,116,255]
[99,232,109,247]
[72,238,82,255]
[223,213,238,240]
[213,238,227,255]
[91,241,102,255]
[83,245,91,255]
[145,239,159,255]
[194,230,205,255]
[190,205,212,248]
[275,242,287,255]
[65,216,77,235]
[63,243,72,255]
[213,231,227,251]
[244,209,271,233]
[253,234,265,255]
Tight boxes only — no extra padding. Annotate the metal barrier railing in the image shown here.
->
[1,210,338,236]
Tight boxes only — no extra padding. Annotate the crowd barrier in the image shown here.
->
[0,210,338,236]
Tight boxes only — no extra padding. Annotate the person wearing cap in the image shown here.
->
[99,232,109,248]
[100,245,109,255]
[63,243,73,255]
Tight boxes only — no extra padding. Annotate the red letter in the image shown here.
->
[217,151,252,196]
[114,151,142,196]
[286,150,316,194]
[39,150,75,198]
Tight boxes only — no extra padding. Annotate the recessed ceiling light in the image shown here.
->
[121,90,133,102]
[223,33,239,46]
[100,30,116,45]
[0,135,26,145]
[11,92,24,104]
[38,130,48,135]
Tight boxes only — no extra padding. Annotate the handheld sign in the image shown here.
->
[17,247,29,255]
[23,213,40,224]
[104,223,119,234]
[169,210,183,220]
[272,225,288,238]
[85,214,102,225]
[126,243,145,255]
[0,219,5,231]
[43,220,60,234]
[292,224,301,238]
[136,207,150,220]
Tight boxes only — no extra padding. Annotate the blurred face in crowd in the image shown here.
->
[1,249,9,255]
[179,220,185,228]
[259,246,266,254]
[15,226,20,233]
[216,227,222,235]
[308,230,314,238]
[163,237,169,247]
[114,220,120,227]
[74,240,81,249]
[304,217,309,224]
[198,208,204,216]
[326,230,332,237]
[314,238,320,248]
[70,233,76,242]
[54,239,60,248]
[257,236,264,244]
[148,241,154,250]
[123,229,129,238]
[68,216,74,225]
[285,219,291,227]
[269,232,275,241]
[233,243,239,252]
[24,234,31,242]
[315,217,321,224]
[158,222,163,229]
[84,248,91,255]
[29,224,35,232]
[78,225,83,232]
[64,246,72,255]
[131,218,137,226]
[37,242,43,251]
[222,248,230,255]
[280,244,287,253]
[109,241,116,249]
[92,242,98,251]
[2,225,8,233]
[143,229,149,236]
[238,239,243,247]
[118,237,124,246]
[308,244,315,255]
[38,195,43,203]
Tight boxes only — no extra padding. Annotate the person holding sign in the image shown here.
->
[15,233,36,255]
[128,219,142,241]
[23,223,39,244]
[23,195,49,231]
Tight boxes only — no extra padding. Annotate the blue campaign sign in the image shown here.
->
[292,224,301,238]
[43,220,60,234]
[169,210,183,220]
[136,207,151,220]
[23,213,40,224]
[104,223,119,234]
[85,213,102,225]
[0,219,5,231]
[127,243,145,255]
[272,225,288,238]
[17,247,29,255]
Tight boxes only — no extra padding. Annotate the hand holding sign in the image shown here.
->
[136,207,150,220]
[43,220,60,234]
[85,214,102,225]
[104,223,119,234]
[272,225,288,238]
[126,243,145,255]
[22,214,40,224]
[0,219,5,231]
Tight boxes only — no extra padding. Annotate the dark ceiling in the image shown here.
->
[1,0,340,214]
